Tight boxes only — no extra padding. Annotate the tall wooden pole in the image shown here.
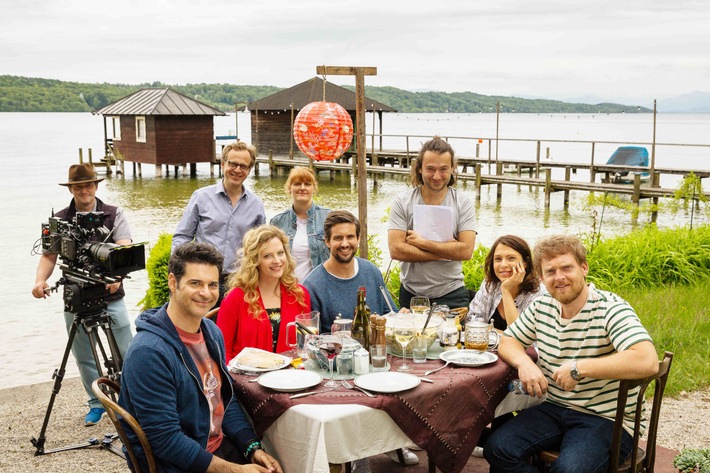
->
[316,65,377,259]
[495,101,501,164]
[651,99,657,180]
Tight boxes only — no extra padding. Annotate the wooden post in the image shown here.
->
[475,164,482,201]
[290,102,295,159]
[535,141,541,178]
[496,161,503,200]
[405,136,410,168]
[564,167,571,207]
[495,101,500,166]
[544,168,552,209]
[102,117,109,160]
[371,105,377,166]
[651,171,660,223]
[79,148,83,164]
[317,65,377,259]
[651,99,657,183]
[632,174,642,224]
[378,111,383,151]
[88,148,93,166]
[269,150,274,177]
[590,142,596,183]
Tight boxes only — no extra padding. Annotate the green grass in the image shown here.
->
[586,225,710,291]
[620,280,710,397]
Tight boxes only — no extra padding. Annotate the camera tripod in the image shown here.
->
[31,286,125,459]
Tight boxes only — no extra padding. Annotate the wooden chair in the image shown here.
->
[537,351,673,473]
[92,377,157,473]
[205,307,219,322]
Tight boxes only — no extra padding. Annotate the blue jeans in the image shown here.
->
[64,298,133,409]
[483,401,633,473]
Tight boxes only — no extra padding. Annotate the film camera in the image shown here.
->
[31,211,146,456]
[41,211,146,314]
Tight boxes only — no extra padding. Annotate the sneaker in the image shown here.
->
[84,407,105,426]
[471,446,484,457]
[386,448,419,465]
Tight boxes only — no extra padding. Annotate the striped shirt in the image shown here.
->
[505,283,653,435]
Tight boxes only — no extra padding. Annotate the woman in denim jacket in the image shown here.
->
[270,167,331,281]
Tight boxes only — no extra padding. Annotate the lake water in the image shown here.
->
[1,111,708,389]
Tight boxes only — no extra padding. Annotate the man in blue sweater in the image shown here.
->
[119,242,282,473]
[303,211,418,468]
[303,210,397,333]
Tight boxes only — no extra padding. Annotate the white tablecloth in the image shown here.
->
[261,404,415,473]
[260,393,543,473]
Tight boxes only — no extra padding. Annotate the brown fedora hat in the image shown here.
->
[59,163,105,186]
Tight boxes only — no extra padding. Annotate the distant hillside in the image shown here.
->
[0,75,650,114]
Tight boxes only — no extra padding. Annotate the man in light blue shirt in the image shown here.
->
[173,142,266,304]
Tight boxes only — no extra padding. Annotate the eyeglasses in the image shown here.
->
[225,161,251,172]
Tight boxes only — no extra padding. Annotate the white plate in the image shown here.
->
[228,348,292,373]
[439,349,498,367]
[257,370,323,392]
[355,371,421,393]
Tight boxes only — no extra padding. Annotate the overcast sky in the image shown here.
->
[2,0,708,106]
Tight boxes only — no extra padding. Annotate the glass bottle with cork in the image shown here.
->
[352,286,371,352]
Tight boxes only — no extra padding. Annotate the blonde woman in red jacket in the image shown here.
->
[217,225,311,362]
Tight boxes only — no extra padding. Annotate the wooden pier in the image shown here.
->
[252,149,710,223]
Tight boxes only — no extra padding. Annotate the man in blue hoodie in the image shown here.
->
[119,242,282,473]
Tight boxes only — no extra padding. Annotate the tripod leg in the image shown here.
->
[31,319,80,455]
[83,312,123,384]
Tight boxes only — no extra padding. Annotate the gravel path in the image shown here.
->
[1,377,707,472]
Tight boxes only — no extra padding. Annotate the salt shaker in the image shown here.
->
[353,348,370,375]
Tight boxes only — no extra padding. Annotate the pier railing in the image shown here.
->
[250,132,710,223]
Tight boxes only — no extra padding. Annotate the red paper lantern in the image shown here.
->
[293,101,353,161]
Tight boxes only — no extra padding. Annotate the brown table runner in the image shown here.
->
[232,349,536,473]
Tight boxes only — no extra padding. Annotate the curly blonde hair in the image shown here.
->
[227,225,306,319]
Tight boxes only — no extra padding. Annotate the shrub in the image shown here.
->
[673,448,710,473]
[587,225,710,291]
[139,233,172,310]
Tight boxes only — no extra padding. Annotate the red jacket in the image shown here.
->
[217,284,311,362]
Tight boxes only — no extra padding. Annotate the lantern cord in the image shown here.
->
[321,69,327,102]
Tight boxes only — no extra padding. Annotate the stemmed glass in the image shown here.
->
[410,296,430,315]
[394,317,416,372]
[318,333,343,387]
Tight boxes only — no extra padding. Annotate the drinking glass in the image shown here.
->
[331,318,353,338]
[318,333,343,387]
[410,296,430,315]
[394,317,415,372]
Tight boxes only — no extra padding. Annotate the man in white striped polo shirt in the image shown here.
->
[483,235,658,473]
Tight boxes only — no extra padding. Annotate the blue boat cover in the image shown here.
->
[606,146,649,167]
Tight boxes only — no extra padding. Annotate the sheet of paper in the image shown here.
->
[413,205,454,242]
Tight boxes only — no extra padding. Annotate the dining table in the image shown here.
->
[231,347,538,473]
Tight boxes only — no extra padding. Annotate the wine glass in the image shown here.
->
[318,333,343,387]
[410,296,430,315]
[394,317,415,372]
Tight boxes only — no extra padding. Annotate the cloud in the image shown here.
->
[1,0,708,102]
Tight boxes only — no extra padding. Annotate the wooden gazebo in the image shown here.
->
[93,88,226,177]
[245,77,397,157]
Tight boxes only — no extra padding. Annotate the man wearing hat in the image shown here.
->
[31,163,134,426]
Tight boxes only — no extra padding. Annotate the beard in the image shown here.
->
[549,278,586,305]
[332,248,355,264]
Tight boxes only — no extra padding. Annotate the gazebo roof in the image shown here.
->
[93,88,226,116]
[245,77,397,112]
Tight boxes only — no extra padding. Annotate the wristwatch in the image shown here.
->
[570,361,584,381]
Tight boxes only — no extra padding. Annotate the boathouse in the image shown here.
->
[93,88,226,176]
[246,77,397,157]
